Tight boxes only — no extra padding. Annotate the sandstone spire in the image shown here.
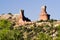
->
[41,6,47,14]
[18,10,31,25]
[39,5,50,20]
[19,10,24,20]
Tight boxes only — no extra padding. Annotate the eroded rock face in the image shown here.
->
[39,6,50,20]
[18,10,31,25]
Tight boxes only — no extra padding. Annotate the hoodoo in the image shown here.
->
[18,10,31,25]
[39,6,50,20]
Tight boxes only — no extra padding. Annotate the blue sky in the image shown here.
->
[0,0,60,21]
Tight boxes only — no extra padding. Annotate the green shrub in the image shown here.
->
[0,29,24,40]
[36,32,52,40]
[0,19,12,29]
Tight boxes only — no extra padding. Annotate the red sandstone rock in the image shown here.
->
[18,10,31,25]
[39,6,50,20]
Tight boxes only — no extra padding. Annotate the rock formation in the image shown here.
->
[18,10,31,25]
[39,6,50,20]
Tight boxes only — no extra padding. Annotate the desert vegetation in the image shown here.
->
[0,18,60,40]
